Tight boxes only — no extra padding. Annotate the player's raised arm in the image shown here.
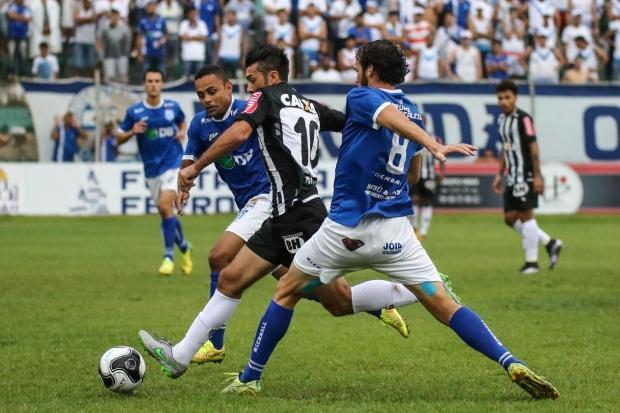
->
[313,100,346,132]
[375,105,477,161]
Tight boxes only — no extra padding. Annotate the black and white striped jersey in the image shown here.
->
[419,148,436,181]
[236,82,345,217]
[497,108,537,187]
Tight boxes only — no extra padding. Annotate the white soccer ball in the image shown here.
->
[98,346,146,393]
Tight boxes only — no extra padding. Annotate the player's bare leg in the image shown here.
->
[192,231,246,364]
[406,282,559,399]
[158,190,191,275]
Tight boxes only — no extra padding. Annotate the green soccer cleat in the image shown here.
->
[507,363,559,400]
[440,272,463,305]
[159,257,174,276]
[138,330,187,378]
[192,340,225,364]
[380,307,409,338]
[221,373,261,395]
[181,243,193,275]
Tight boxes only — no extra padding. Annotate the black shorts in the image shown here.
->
[410,178,436,199]
[504,182,538,212]
[246,197,328,267]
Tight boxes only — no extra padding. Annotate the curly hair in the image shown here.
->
[355,39,408,85]
[244,44,289,82]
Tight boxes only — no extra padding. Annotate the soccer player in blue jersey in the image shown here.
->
[168,63,419,365]
[222,40,559,399]
[116,68,192,276]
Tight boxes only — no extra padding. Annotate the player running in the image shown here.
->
[139,47,426,372]
[494,80,563,274]
[184,64,416,363]
[220,40,559,400]
[116,68,192,276]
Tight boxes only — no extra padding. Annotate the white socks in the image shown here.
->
[172,290,240,365]
[512,220,523,235]
[512,219,551,246]
[351,280,418,313]
[521,219,539,263]
[419,206,433,236]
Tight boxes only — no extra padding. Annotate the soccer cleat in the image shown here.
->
[181,243,193,275]
[221,372,261,395]
[138,330,187,378]
[192,340,225,364]
[159,257,174,276]
[546,239,563,269]
[439,272,463,305]
[519,262,540,275]
[507,363,560,400]
[380,307,409,338]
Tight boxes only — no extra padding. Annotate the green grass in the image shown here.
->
[1,214,619,413]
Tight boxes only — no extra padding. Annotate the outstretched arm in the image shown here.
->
[376,105,477,161]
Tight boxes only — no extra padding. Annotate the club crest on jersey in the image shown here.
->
[280,94,316,114]
[243,92,262,114]
[164,109,175,121]
[208,132,218,141]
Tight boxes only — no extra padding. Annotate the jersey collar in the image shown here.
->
[213,97,235,123]
[143,98,164,109]
[379,88,404,94]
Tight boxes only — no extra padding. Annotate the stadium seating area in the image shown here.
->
[1,0,618,83]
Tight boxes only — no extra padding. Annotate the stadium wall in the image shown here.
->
[16,80,620,163]
[1,161,619,216]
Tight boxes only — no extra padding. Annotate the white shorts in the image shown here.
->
[225,193,272,242]
[293,215,440,285]
[145,168,179,205]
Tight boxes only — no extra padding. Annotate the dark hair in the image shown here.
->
[356,39,408,85]
[244,44,289,82]
[39,42,49,49]
[492,38,502,46]
[142,67,165,81]
[496,79,518,95]
[194,64,229,82]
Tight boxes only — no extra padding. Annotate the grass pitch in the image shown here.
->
[1,213,619,413]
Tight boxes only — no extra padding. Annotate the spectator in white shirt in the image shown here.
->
[179,7,208,77]
[269,8,296,78]
[328,0,361,48]
[416,35,444,80]
[263,0,291,31]
[469,0,493,57]
[568,0,597,29]
[73,0,97,76]
[383,10,405,43]
[299,0,327,15]
[525,31,564,83]
[363,1,385,41]
[225,0,254,30]
[537,11,558,48]
[561,10,592,62]
[448,30,482,81]
[157,0,183,68]
[528,0,556,35]
[311,54,342,82]
[607,15,620,80]
[32,41,59,79]
[298,3,327,77]
[217,9,246,78]
[338,35,357,82]
[572,35,607,80]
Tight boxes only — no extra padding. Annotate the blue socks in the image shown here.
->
[161,216,188,259]
[161,217,175,259]
[240,300,293,383]
[209,272,225,349]
[173,217,188,253]
[449,307,522,370]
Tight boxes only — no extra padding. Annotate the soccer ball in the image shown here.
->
[98,346,146,393]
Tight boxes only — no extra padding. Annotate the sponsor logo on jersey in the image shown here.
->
[243,92,262,114]
[523,116,536,137]
[280,94,316,114]
[216,153,236,169]
[146,126,175,140]
[282,232,304,253]
[382,242,402,255]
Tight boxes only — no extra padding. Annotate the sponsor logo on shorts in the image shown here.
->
[342,238,365,251]
[282,232,304,253]
[383,242,402,255]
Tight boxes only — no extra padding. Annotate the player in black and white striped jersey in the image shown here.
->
[493,80,563,274]
[409,115,444,240]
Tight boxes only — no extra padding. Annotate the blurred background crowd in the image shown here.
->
[1,0,618,84]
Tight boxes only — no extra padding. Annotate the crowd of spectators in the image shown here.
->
[1,0,619,83]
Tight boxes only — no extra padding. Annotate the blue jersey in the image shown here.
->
[329,87,424,227]
[184,98,271,209]
[119,99,185,178]
[7,3,31,40]
[199,0,220,35]
[139,16,167,57]
[52,125,80,162]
